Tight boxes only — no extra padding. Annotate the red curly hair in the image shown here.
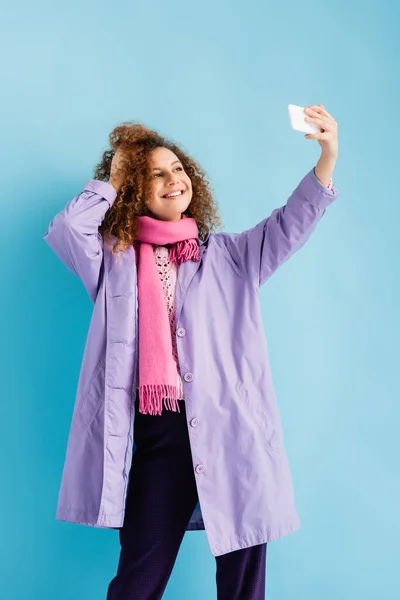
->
[94,121,223,256]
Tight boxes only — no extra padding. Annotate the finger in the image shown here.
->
[313,108,334,121]
[304,117,335,131]
[306,106,335,121]
[307,105,328,115]
[305,131,330,140]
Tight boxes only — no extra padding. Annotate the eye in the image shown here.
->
[153,166,183,178]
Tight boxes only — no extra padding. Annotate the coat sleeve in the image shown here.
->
[214,168,339,287]
[43,179,118,302]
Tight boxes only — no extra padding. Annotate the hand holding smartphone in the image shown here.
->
[288,104,322,135]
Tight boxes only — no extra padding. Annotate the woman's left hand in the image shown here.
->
[304,104,338,159]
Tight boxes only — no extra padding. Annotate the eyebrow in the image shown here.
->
[152,160,181,171]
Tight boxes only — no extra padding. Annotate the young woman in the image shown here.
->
[44,104,339,599]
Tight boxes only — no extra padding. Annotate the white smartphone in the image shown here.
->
[288,104,322,134]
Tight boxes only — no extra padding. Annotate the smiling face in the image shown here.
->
[146,147,193,221]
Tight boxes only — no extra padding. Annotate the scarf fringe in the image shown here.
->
[169,239,199,265]
[139,384,180,415]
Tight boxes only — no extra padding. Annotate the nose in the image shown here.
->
[163,168,178,181]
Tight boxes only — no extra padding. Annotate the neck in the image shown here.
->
[148,212,184,222]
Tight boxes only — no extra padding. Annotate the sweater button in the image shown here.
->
[190,418,199,427]
[184,372,194,382]
[195,464,205,474]
[177,327,186,337]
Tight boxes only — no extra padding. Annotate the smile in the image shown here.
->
[162,190,185,198]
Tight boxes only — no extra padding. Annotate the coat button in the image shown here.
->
[190,418,199,427]
[195,464,205,474]
[184,372,194,382]
[177,327,186,337]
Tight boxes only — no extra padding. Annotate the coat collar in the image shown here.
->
[198,231,210,246]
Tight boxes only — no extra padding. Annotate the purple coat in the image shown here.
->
[43,168,339,556]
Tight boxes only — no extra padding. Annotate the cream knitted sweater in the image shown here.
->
[136,245,184,400]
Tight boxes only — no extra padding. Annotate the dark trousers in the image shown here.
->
[106,394,267,600]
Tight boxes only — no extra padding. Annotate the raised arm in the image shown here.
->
[214,167,339,287]
[43,180,117,302]
[43,149,127,302]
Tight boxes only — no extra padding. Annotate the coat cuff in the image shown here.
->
[297,168,339,211]
[83,179,118,208]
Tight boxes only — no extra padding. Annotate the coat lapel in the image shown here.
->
[175,240,207,325]
[105,234,208,319]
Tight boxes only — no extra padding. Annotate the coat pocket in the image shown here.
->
[74,361,105,433]
[235,381,280,455]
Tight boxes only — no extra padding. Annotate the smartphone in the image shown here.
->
[288,104,322,134]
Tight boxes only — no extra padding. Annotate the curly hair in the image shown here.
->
[93,121,223,257]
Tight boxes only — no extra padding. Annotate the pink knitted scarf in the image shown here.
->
[134,214,200,416]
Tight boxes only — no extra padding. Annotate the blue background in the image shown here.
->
[1,1,399,598]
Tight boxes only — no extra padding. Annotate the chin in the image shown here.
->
[153,213,183,222]
[148,201,191,221]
